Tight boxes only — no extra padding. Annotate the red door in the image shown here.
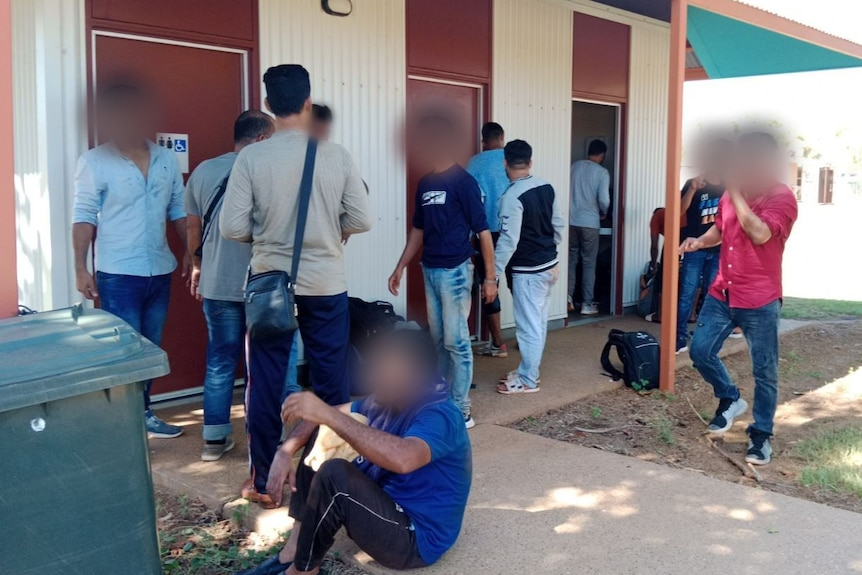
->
[405,78,481,324]
[93,33,247,395]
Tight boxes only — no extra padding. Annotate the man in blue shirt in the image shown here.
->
[72,84,189,438]
[238,329,472,575]
[389,115,497,429]
[466,122,509,359]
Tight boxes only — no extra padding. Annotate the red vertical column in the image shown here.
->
[660,0,688,392]
[0,0,17,319]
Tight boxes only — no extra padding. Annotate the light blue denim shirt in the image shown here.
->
[73,141,186,276]
[467,148,509,233]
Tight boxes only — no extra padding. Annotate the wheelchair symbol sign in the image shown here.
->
[156,132,190,173]
[173,139,187,153]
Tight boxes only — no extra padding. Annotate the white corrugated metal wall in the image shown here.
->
[258,0,408,308]
[12,0,87,312]
[492,0,574,327]
[623,24,671,305]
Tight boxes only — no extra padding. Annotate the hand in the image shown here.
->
[266,447,297,506]
[76,270,99,300]
[680,237,703,253]
[281,391,334,427]
[341,232,351,245]
[482,280,498,304]
[188,266,202,301]
[388,267,404,297]
[181,252,193,278]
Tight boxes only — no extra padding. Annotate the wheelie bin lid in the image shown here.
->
[0,304,170,413]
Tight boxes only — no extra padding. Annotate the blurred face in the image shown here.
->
[98,95,154,146]
[311,119,332,141]
[414,120,456,171]
[362,344,426,408]
[733,140,781,194]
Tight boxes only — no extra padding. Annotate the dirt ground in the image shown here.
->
[155,489,369,575]
[514,321,862,514]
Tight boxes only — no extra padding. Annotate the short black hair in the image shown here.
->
[504,139,532,168]
[370,328,439,380]
[588,139,608,157]
[312,104,333,123]
[263,64,311,117]
[418,114,455,132]
[100,83,144,109]
[739,131,779,151]
[481,122,504,143]
[234,110,274,143]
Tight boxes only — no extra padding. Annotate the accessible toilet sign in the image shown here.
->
[156,132,190,174]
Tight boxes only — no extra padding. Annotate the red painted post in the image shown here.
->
[0,0,17,318]
[659,0,688,392]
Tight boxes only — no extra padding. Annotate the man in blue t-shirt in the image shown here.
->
[239,330,472,575]
[389,115,497,429]
[467,122,510,359]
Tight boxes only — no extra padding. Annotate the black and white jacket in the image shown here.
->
[494,175,565,277]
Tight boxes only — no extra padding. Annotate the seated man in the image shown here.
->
[239,329,472,575]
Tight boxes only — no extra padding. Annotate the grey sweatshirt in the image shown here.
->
[569,159,610,229]
[220,130,372,297]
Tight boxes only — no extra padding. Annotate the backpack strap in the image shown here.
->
[195,172,231,257]
[600,339,625,382]
[289,138,318,290]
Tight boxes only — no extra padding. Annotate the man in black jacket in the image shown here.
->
[494,140,565,395]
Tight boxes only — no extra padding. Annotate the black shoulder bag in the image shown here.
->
[244,139,318,340]
[194,172,231,258]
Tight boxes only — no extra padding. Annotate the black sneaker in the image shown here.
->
[707,397,748,433]
[745,432,773,465]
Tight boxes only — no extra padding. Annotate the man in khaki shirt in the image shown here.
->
[220,64,371,507]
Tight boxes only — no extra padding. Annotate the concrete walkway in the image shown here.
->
[148,315,854,574]
[338,425,862,575]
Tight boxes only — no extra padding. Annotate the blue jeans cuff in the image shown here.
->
[203,423,232,442]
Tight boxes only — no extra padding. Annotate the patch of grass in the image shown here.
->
[651,414,676,446]
[591,406,603,419]
[793,425,862,498]
[781,297,862,321]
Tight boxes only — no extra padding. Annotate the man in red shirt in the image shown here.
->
[682,132,798,466]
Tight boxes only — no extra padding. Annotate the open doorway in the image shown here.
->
[569,99,620,318]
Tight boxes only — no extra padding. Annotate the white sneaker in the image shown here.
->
[464,413,476,429]
[581,303,599,316]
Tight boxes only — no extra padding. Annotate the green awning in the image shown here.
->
[687,5,862,79]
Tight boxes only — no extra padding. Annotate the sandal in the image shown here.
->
[497,376,540,395]
[499,371,541,385]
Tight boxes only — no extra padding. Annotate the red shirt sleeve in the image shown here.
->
[649,209,665,236]
[755,185,798,242]
[714,195,727,232]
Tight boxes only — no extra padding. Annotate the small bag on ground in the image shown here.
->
[600,328,660,391]
[348,297,403,353]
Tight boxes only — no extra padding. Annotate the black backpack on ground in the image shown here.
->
[348,297,403,354]
[600,329,661,391]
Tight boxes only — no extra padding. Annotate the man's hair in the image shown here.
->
[100,83,144,109]
[504,139,532,168]
[588,139,608,157]
[418,114,455,133]
[234,110,274,143]
[312,103,333,123]
[263,64,311,117]
[370,328,439,380]
[739,131,779,151]
[481,122,504,143]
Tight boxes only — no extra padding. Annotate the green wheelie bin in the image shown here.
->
[0,304,170,575]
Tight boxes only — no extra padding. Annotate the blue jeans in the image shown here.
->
[690,295,781,436]
[677,250,720,346]
[96,272,171,410]
[423,261,474,416]
[200,300,301,442]
[512,268,558,388]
